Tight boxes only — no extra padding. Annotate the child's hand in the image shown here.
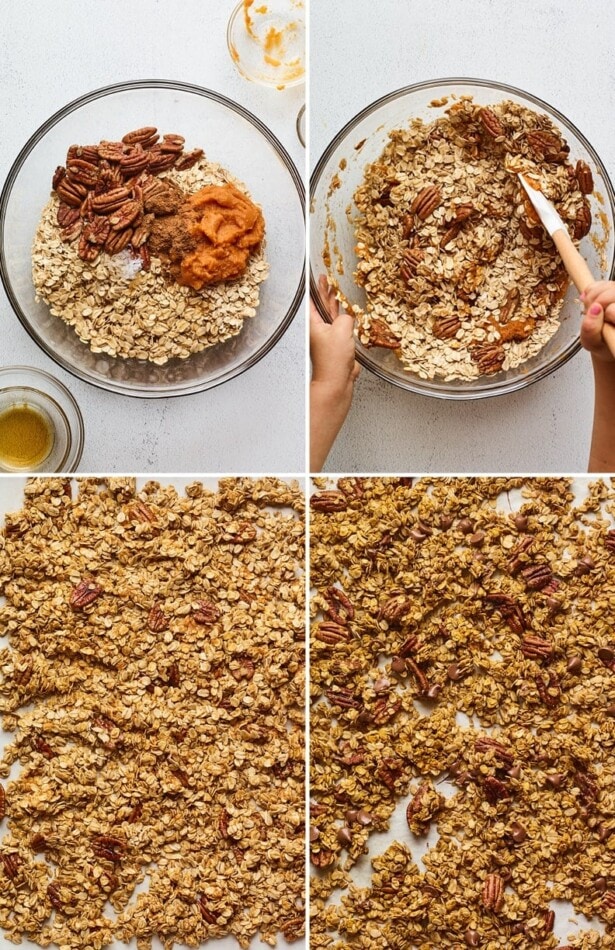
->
[310,276,360,396]
[580,282,615,362]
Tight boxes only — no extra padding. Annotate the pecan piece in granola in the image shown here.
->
[575,159,594,195]
[70,577,103,609]
[147,602,168,633]
[310,491,347,513]
[475,737,514,767]
[526,129,569,163]
[314,621,351,644]
[433,314,461,340]
[310,848,336,868]
[521,635,554,660]
[471,342,505,375]
[92,834,126,862]
[0,852,21,880]
[484,593,526,634]
[379,593,411,623]
[193,600,222,625]
[400,246,424,282]
[482,872,504,912]
[439,221,463,249]
[521,562,553,590]
[573,201,592,240]
[479,108,504,138]
[499,287,521,324]
[606,528,615,552]
[0,785,5,822]
[325,688,361,710]
[535,671,560,708]
[324,586,354,624]
[198,895,218,925]
[483,775,511,804]
[411,184,442,221]
[367,318,401,349]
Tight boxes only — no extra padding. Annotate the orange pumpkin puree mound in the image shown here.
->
[179,184,265,290]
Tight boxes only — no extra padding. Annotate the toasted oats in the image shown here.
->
[310,476,615,950]
[0,477,304,949]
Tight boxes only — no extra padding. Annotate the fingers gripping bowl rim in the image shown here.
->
[310,77,615,400]
[0,79,305,398]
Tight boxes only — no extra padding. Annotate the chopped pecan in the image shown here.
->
[377,757,405,790]
[32,735,56,759]
[433,314,461,340]
[575,159,594,194]
[367,318,401,349]
[0,785,5,822]
[325,688,361,710]
[127,803,143,823]
[198,895,218,925]
[193,600,221,625]
[218,809,230,839]
[338,477,365,498]
[483,776,511,804]
[147,602,168,633]
[167,662,180,687]
[521,562,553,591]
[474,737,514,767]
[223,521,257,544]
[482,872,504,912]
[372,697,402,724]
[535,671,560,708]
[0,852,20,880]
[471,342,505,375]
[229,657,255,681]
[310,848,335,868]
[521,635,554,660]
[439,221,463,249]
[573,201,592,240]
[411,184,442,220]
[479,108,504,138]
[499,288,521,323]
[47,882,65,910]
[310,491,347,513]
[281,915,305,942]
[92,834,126,862]
[484,593,526,634]
[324,586,354,624]
[70,577,103,609]
[379,594,411,623]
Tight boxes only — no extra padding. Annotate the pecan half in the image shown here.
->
[454,202,476,222]
[78,234,100,263]
[398,634,419,658]
[471,342,505,375]
[108,199,142,231]
[439,221,463,249]
[482,872,504,912]
[92,834,126,862]
[400,247,423,282]
[521,635,554,660]
[379,594,411,623]
[475,737,514,767]
[147,602,168,633]
[367,318,401,349]
[483,776,511,804]
[372,697,402,724]
[526,129,570,163]
[91,186,132,213]
[193,600,222,625]
[324,586,354,624]
[573,201,592,240]
[314,621,351,644]
[122,126,158,146]
[433,314,461,340]
[479,108,504,138]
[104,227,133,254]
[60,219,83,243]
[325,688,361,710]
[411,184,442,220]
[484,593,526,634]
[575,159,594,195]
[310,848,335,868]
[377,757,405,790]
[499,288,521,324]
[175,148,204,171]
[57,202,80,228]
[310,491,347,513]
[83,215,111,246]
[0,852,20,880]
[521,562,553,590]
[47,882,65,910]
[70,577,103,609]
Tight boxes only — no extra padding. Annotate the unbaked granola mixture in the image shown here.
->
[0,477,304,949]
[32,134,269,365]
[351,99,594,380]
[310,477,615,949]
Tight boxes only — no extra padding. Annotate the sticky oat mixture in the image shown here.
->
[33,148,269,365]
[352,99,594,380]
[0,477,304,949]
[310,477,615,949]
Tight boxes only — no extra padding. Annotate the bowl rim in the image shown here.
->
[0,78,305,399]
[309,75,615,400]
[0,364,85,472]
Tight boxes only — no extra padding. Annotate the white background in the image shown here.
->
[0,476,305,949]
[310,0,615,473]
[0,0,306,473]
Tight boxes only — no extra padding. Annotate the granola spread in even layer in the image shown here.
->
[310,477,615,949]
[352,99,594,380]
[0,477,304,949]
[32,128,269,364]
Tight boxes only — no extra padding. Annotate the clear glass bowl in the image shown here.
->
[310,78,615,399]
[0,366,84,472]
[0,80,305,398]
[227,0,305,89]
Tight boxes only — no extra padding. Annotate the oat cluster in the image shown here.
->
[310,477,615,949]
[0,477,304,950]
[352,99,593,380]
[32,158,269,365]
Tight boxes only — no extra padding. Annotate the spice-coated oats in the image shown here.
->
[351,99,593,381]
[33,158,269,365]
[310,477,615,949]
[0,477,304,950]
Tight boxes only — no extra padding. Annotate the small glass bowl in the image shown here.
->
[0,366,84,472]
[0,80,305,398]
[310,77,615,400]
[227,0,305,89]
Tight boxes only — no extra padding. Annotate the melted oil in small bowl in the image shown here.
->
[0,402,55,471]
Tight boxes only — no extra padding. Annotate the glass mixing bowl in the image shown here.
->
[310,78,615,399]
[0,80,305,398]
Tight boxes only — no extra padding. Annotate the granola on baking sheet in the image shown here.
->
[310,477,615,949]
[352,99,594,380]
[33,128,269,365]
[0,477,305,949]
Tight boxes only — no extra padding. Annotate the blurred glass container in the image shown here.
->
[310,78,615,399]
[0,366,84,472]
[227,0,305,88]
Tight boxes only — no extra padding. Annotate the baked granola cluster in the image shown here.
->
[310,477,615,949]
[352,99,594,380]
[0,477,304,949]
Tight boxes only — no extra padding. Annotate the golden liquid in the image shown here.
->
[0,404,54,470]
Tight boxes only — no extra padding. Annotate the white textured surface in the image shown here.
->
[0,0,306,473]
[311,0,615,473]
